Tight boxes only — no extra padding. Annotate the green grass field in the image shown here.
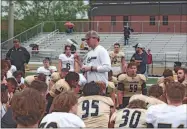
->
[147,78,158,85]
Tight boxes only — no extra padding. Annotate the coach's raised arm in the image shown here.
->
[81,30,111,85]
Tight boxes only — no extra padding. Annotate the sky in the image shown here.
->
[1,0,89,19]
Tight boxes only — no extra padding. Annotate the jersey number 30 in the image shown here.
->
[119,109,141,128]
[82,100,99,119]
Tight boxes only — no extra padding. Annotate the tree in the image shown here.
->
[1,0,89,42]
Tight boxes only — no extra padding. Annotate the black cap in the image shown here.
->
[174,62,181,67]
[133,43,138,48]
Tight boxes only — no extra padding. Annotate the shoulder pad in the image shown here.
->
[109,51,114,56]
[119,52,125,57]
[112,76,118,84]
[137,74,146,82]
[24,75,35,86]
[55,79,70,92]
[51,72,60,82]
[129,94,147,103]
[108,81,115,89]
[101,96,114,106]
[118,74,127,82]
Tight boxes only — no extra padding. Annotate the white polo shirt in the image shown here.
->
[84,45,111,86]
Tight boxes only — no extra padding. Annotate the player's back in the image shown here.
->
[129,94,165,108]
[49,79,71,97]
[111,108,147,128]
[146,104,187,128]
[77,95,114,127]
[39,112,85,128]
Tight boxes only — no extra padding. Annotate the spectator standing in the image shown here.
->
[6,39,30,77]
[81,30,111,86]
[147,49,152,75]
[123,26,130,45]
[131,43,147,74]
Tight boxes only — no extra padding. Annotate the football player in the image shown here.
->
[48,68,69,91]
[177,68,187,102]
[11,88,46,128]
[117,62,146,108]
[173,61,182,81]
[58,45,80,72]
[157,69,174,91]
[146,82,187,128]
[30,80,48,97]
[177,68,185,83]
[110,99,147,128]
[77,81,114,128]
[46,72,79,114]
[37,57,57,76]
[129,84,165,108]
[40,91,85,128]
[109,43,126,76]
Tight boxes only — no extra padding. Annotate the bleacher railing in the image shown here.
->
[32,29,59,47]
[42,21,187,34]
[1,22,43,50]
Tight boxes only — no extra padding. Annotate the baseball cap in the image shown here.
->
[13,39,19,43]
[133,43,138,48]
[133,43,143,48]
[81,30,100,41]
[174,61,181,67]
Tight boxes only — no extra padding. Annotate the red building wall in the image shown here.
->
[91,15,187,33]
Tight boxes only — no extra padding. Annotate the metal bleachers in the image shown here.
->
[18,32,187,63]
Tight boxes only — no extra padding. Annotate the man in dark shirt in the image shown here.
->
[1,108,17,128]
[6,39,30,76]
[131,43,147,74]
[123,27,130,46]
